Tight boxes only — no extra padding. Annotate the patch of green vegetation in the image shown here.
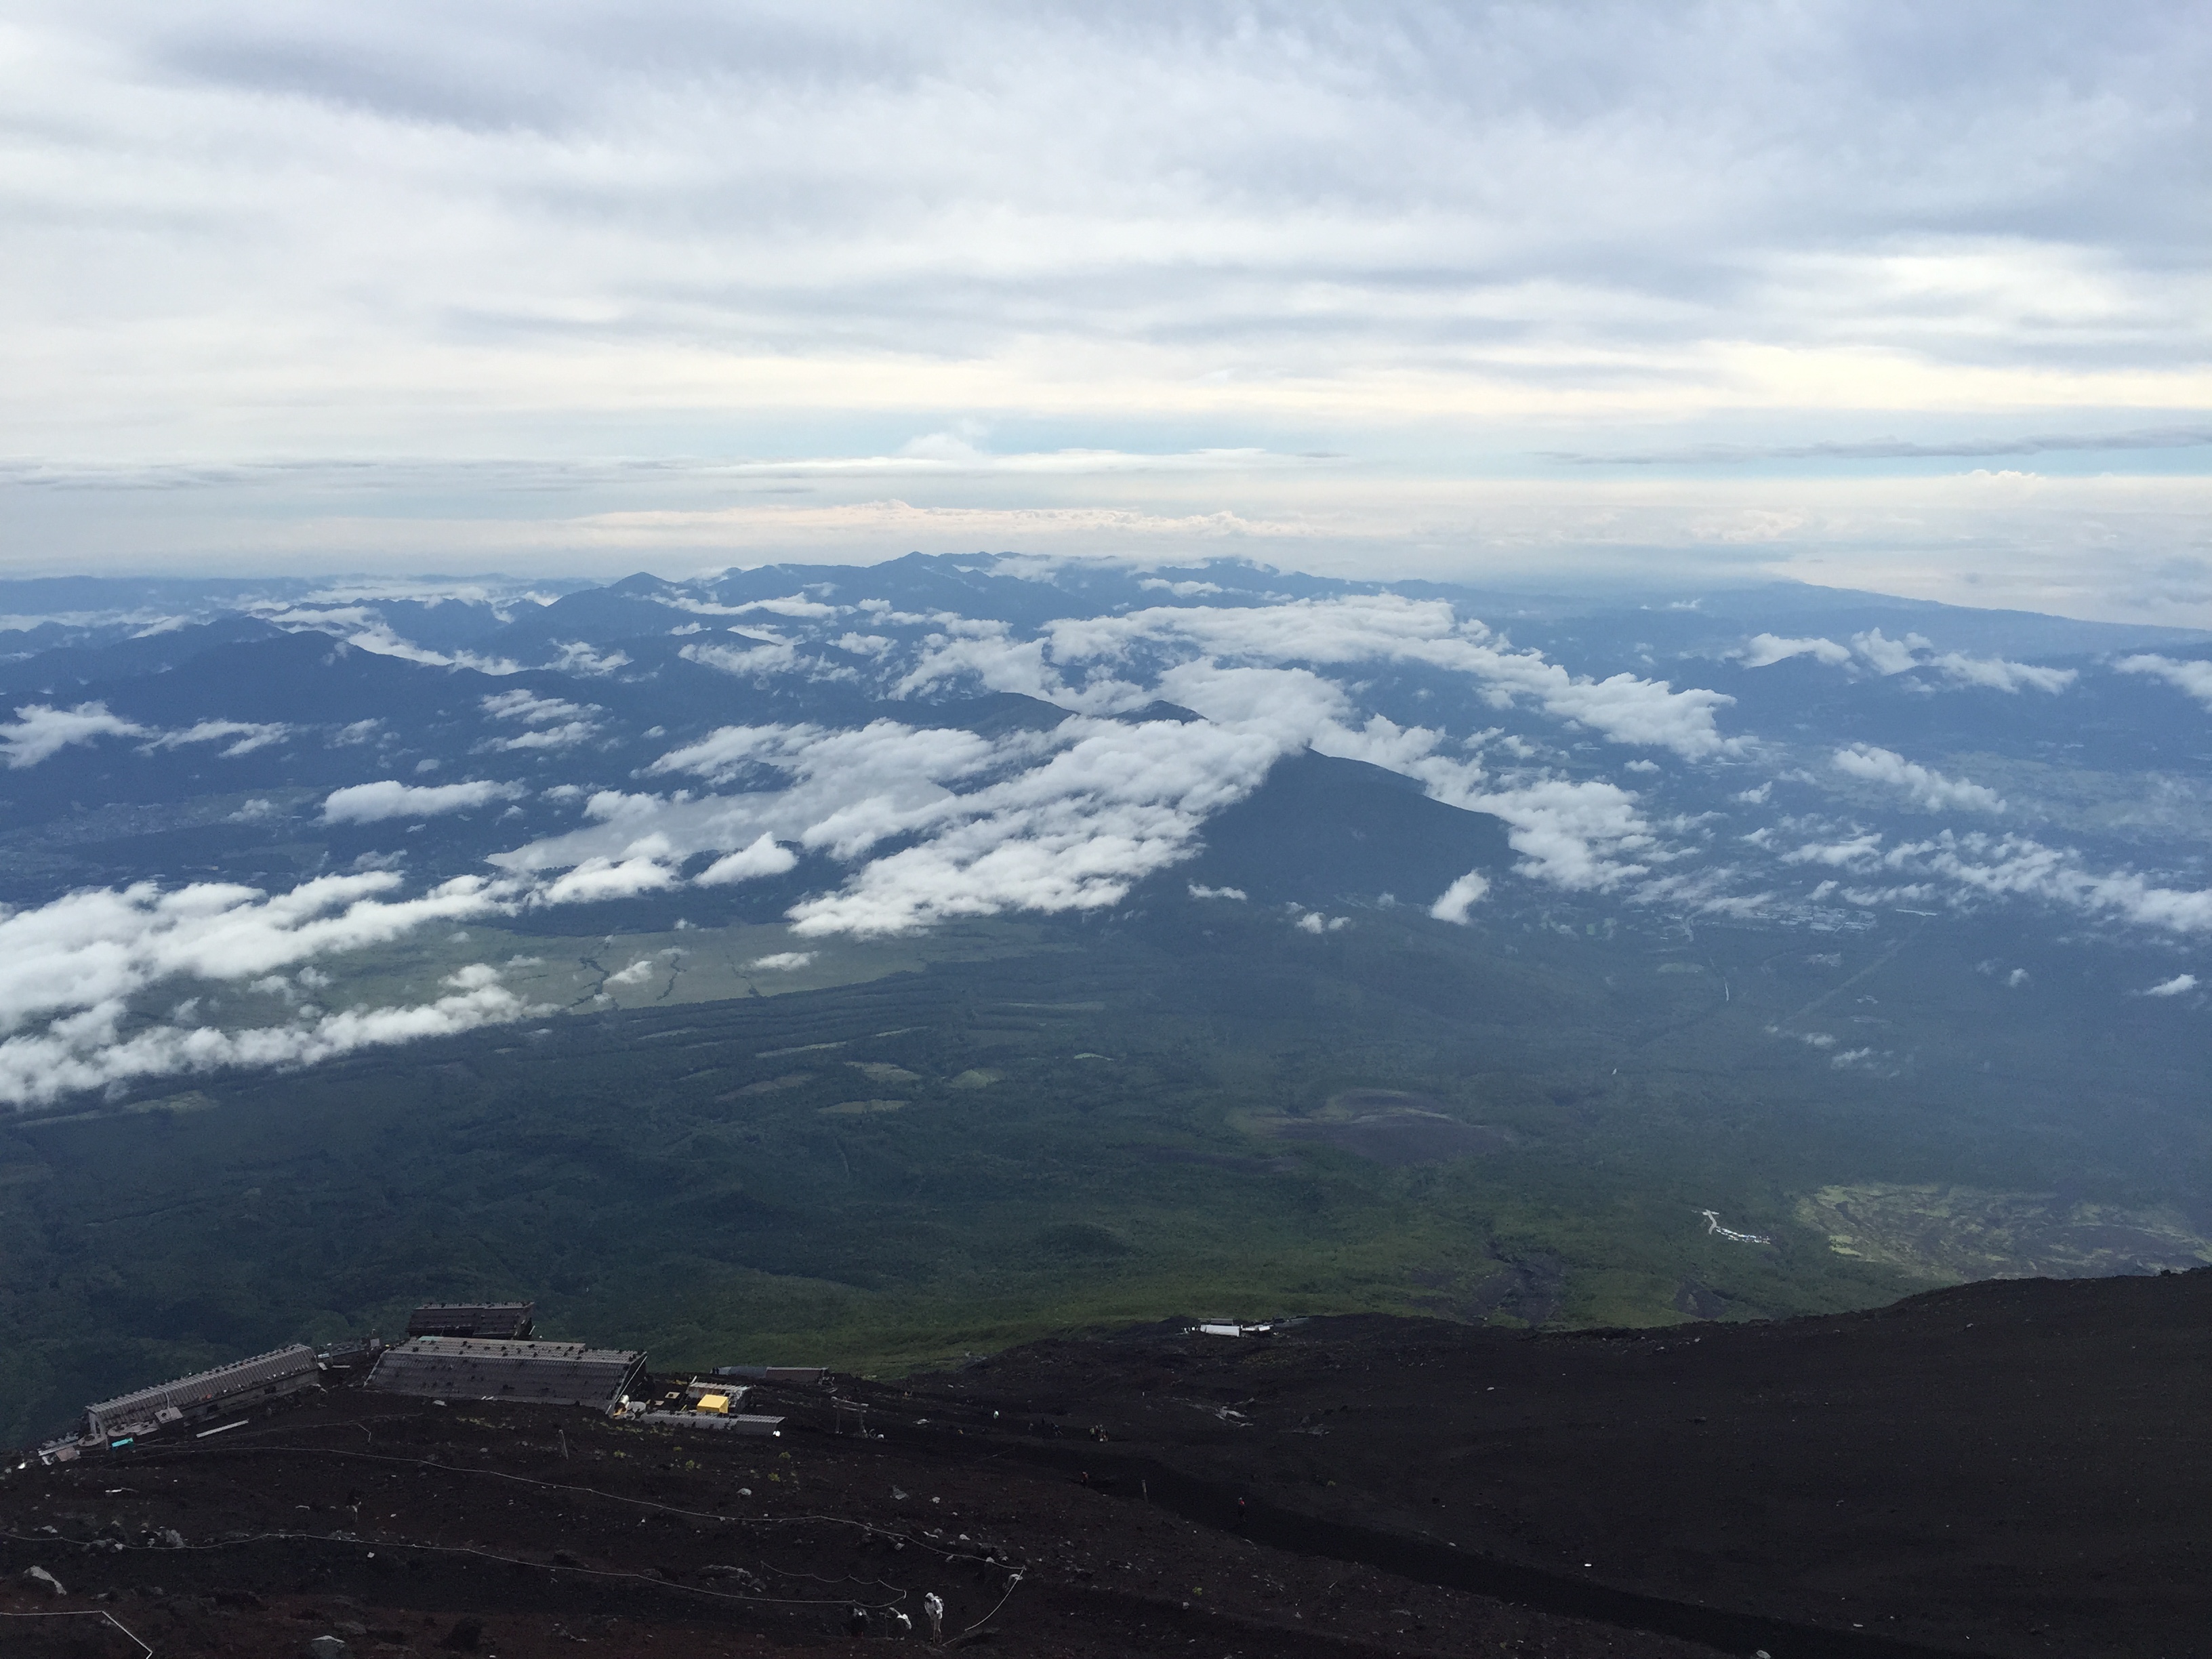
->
[846,1062,922,1085]
[1796,1183,2212,1282]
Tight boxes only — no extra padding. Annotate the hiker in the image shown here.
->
[924,1591,945,1642]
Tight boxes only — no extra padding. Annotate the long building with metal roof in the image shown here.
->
[367,1336,645,1413]
[405,1301,535,1340]
[85,1344,321,1441]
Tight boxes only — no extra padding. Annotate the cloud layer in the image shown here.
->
[2,4,2207,609]
[323,779,526,823]
[0,872,518,1105]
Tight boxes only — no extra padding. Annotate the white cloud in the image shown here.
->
[546,641,631,675]
[489,712,1277,937]
[478,689,602,750]
[1188,883,1247,901]
[535,854,679,905]
[680,638,800,677]
[1,702,145,767]
[747,951,815,971]
[2142,972,2197,997]
[483,689,592,724]
[604,958,655,986]
[0,867,510,1102]
[1885,832,2212,937]
[1930,653,2076,694]
[1782,832,1885,867]
[488,720,600,752]
[1033,596,1739,759]
[697,833,798,885]
[1739,633,1851,668]
[1832,743,2005,813]
[5,10,2198,483]
[281,620,521,676]
[1294,911,1349,934]
[2116,654,2212,708]
[783,715,1283,935]
[143,719,292,756]
[322,779,527,823]
[1429,872,1491,924]
[893,623,1059,704]
[1851,628,1932,676]
[0,963,542,1108]
[1474,778,1657,890]
[1826,632,2072,695]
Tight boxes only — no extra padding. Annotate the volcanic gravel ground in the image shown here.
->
[883,1269,2211,1659]
[2,1268,2203,1659]
[0,1378,1721,1659]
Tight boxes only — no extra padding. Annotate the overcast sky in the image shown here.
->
[3,1,2208,618]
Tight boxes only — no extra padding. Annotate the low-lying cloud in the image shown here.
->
[1738,630,2072,693]
[1740,634,1852,668]
[1,702,144,767]
[1551,424,2212,466]
[0,964,541,1107]
[877,595,1736,762]
[0,871,520,1105]
[323,778,527,823]
[1832,744,2005,813]
[1429,872,1491,924]
[2116,654,2212,708]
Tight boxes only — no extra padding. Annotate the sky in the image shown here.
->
[2,1,2209,620]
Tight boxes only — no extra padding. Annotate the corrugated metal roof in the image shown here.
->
[367,1336,644,1413]
[628,1410,785,1435]
[712,1366,825,1384]
[407,1302,535,1338]
[86,1344,319,1433]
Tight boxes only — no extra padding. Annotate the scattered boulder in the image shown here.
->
[22,1565,64,1596]
[306,1638,348,1659]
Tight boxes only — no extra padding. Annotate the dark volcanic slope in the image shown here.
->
[2,1270,2202,1658]
[0,1378,1720,1659]
[888,1269,2211,1659]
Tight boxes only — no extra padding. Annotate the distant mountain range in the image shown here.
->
[7,556,2212,1109]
